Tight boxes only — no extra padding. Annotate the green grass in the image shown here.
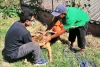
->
[0,18,100,67]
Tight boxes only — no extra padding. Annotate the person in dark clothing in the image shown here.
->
[4,9,48,66]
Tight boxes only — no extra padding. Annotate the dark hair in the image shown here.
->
[19,9,34,23]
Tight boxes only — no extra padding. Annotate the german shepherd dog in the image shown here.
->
[32,32,53,62]
[24,32,58,64]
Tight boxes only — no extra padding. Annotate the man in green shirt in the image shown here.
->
[44,4,90,53]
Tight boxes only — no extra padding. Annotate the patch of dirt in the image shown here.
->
[86,35,100,48]
[0,62,10,67]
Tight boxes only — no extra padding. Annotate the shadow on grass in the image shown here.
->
[60,38,70,44]
[2,48,33,64]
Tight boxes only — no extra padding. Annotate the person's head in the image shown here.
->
[19,9,34,26]
[51,4,66,19]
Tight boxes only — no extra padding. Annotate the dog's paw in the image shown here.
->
[49,57,53,62]
[23,58,29,65]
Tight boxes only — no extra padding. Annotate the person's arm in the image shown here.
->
[45,27,67,43]
[23,32,32,43]
[51,27,66,39]
[45,18,76,43]
[42,17,58,35]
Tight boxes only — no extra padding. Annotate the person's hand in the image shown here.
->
[44,36,51,43]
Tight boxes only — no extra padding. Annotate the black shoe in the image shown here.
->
[69,45,74,52]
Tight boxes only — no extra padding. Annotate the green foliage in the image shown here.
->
[0,0,20,19]
[71,0,91,13]
[71,0,91,8]
[0,0,20,9]
[71,0,77,7]
[0,8,19,19]
[27,0,42,7]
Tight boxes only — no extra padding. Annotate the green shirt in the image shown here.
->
[53,7,90,30]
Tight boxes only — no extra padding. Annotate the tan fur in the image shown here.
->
[32,34,52,62]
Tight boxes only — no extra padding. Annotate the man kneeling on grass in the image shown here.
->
[3,9,48,66]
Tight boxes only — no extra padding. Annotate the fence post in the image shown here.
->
[52,0,53,11]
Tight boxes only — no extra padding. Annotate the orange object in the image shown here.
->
[52,20,63,32]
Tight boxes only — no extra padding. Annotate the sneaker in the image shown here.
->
[34,58,48,66]
[69,44,77,53]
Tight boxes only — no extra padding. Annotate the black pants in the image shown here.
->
[68,22,89,49]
